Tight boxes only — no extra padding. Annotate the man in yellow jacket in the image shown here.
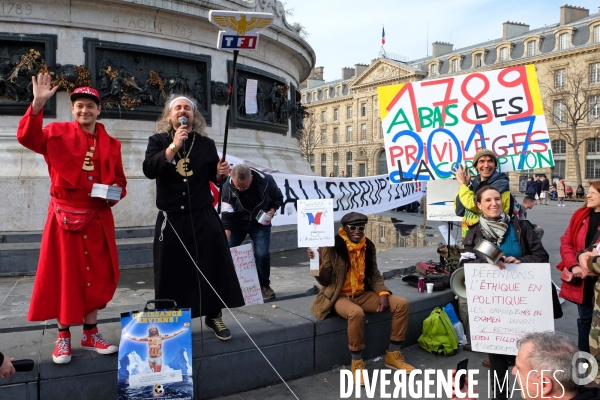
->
[454,148,513,237]
[308,212,414,385]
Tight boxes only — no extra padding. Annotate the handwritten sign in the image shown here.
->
[464,263,554,355]
[297,199,335,248]
[230,244,263,305]
[245,79,258,114]
[426,180,463,222]
[377,65,553,183]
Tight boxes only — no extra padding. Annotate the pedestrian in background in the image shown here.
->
[557,178,566,206]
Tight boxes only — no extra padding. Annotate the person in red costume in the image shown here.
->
[16,73,127,364]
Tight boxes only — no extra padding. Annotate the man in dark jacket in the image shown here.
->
[308,212,414,386]
[535,176,542,204]
[221,164,283,299]
[541,175,550,205]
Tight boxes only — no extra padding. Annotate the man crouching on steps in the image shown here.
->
[308,212,414,385]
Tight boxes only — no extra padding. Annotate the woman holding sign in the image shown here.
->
[461,186,549,400]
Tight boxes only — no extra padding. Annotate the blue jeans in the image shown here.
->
[577,277,597,352]
[229,224,272,287]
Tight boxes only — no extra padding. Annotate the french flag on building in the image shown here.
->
[382,26,385,45]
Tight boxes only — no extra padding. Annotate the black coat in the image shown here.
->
[220,168,283,229]
[525,180,537,196]
[535,180,542,195]
[143,132,244,317]
[462,216,549,263]
[541,178,550,191]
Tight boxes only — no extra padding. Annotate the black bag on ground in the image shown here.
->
[402,273,450,291]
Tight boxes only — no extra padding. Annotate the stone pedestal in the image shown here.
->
[0,0,315,231]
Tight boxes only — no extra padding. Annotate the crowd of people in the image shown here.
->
[6,78,600,399]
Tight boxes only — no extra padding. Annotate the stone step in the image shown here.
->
[0,236,154,276]
[0,226,155,243]
[0,225,300,276]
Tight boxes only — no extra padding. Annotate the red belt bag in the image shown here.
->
[51,198,97,231]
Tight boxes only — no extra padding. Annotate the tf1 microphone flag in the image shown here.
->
[382,26,385,45]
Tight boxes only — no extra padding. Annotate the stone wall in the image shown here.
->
[0,0,316,231]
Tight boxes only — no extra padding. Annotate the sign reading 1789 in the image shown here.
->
[377,65,553,183]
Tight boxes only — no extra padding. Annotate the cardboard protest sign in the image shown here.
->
[230,244,264,305]
[426,180,463,222]
[464,263,554,355]
[297,199,335,276]
[297,199,335,248]
[118,305,193,399]
[377,65,553,183]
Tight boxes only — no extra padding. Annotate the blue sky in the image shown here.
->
[288,0,600,81]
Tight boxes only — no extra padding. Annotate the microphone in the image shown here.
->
[179,116,188,153]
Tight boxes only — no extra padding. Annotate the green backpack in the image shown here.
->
[418,307,459,356]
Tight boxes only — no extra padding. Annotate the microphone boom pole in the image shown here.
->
[217,49,239,214]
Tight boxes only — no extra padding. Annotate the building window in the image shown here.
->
[336,86,341,96]
[321,130,326,144]
[378,151,388,175]
[333,152,339,176]
[430,64,438,77]
[309,154,315,172]
[346,126,352,142]
[587,139,600,178]
[451,58,459,73]
[559,33,569,50]
[474,54,482,68]
[361,104,366,117]
[590,63,600,84]
[588,138,600,154]
[308,131,315,147]
[321,111,326,122]
[595,25,600,43]
[334,109,339,121]
[553,160,566,179]
[346,152,353,177]
[324,88,329,99]
[590,95,600,122]
[555,69,566,88]
[361,123,367,141]
[333,127,339,143]
[527,41,536,57]
[302,93,306,103]
[320,153,327,177]
[500,47,509,62]
[552,139,567,155]
[347,106,352,119]
[359,163,366,177]
[554,100,566,124]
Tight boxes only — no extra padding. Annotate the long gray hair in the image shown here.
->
[154,94,207,136]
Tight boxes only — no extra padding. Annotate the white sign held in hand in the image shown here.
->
[464,263,554,355]
[297,199,335,248]
[230,244,263,305]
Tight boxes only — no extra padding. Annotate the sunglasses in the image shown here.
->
[346,225,365,232]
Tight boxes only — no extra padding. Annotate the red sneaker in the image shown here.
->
[53,331,72,364]
[81,327,118,354]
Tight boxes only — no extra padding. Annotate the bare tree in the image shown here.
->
[541,58,600,185]
[297,111,323,163]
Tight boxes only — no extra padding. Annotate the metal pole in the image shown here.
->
[217,49,239,214]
